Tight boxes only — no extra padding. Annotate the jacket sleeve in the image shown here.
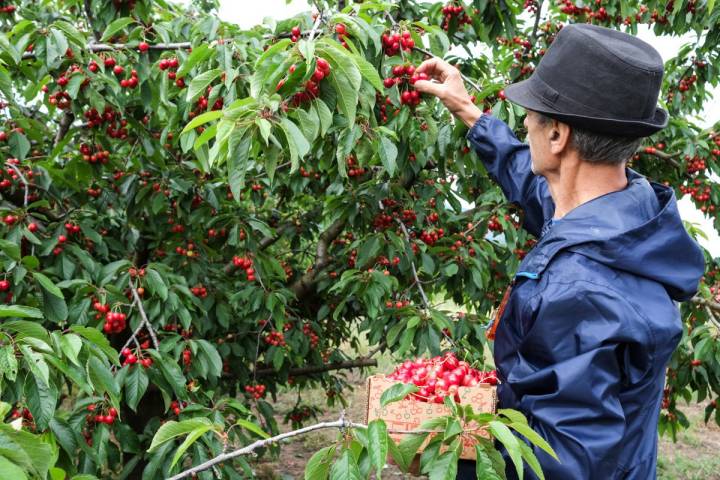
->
[502,281,646,480]
[466,114,555,237]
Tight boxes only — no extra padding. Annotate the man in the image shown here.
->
[414,23,705,479]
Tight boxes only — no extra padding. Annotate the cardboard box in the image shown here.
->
[365,374,497,460]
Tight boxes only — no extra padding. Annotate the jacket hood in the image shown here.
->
[518,168,706,301]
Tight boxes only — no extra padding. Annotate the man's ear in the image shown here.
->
[549,119,571,155]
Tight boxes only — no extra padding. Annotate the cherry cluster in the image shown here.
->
[288,406,314,423]
[264,330,286,347]
[182,348,192,366]
[290,25,302,43]
[117,66,140,89]
[82,106,127,140]
[420,227,445,246]
[78,143,110,164]
[121,347,153,368]
[279,57,332,107]
[0,4,16,13]
[680,180,714,213]
[685,154,707,174]
[158,56,185,87]
[191,284,208,298]
[346,155,367,177]
[334,23,349,48]
[347,248,358,268]
[232,255,256,281]
[487,215,503,232]
[244,384,267,399]
[383,64,427,107]
[170,399,188,415]
[385,299,411,309]
[103,311,127,334]
[87,404,118,425]
[441,3,472,30]
[302,322,319,347]
[92,300,110,319]
[381,30,415,56]
[9,407,33,428]
[388,352,498,404]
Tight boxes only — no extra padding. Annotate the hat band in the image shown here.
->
[531,74,641,120]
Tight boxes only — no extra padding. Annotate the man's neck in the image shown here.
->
[545,157,629,219]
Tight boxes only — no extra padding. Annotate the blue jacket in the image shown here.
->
[467,114,705,479]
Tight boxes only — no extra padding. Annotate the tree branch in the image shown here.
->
[289,217,347,298]
[691,296,720,314]
[5,162,29,207]
[638,147,681,168]
[84,0,101,41]
[255,357,377,377]
[54,111,74,147]
[168,414,364,480]
[128,279,159,350]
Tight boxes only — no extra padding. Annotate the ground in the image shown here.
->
[252,364,720,480]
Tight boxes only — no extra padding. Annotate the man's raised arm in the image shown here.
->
[414,59,554,237]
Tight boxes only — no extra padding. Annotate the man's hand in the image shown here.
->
[413,58,483,128]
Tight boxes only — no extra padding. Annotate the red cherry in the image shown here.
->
[28,222,38,232]
[138,42,149,52]
[316,58,330,72]
[291,26,301,37]
[335,23,346,35]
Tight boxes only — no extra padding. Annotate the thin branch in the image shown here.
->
[84,0,101,41]
[638,147,681,168]
[54,111,74,147]
[128,279,159,349]
[307,9,324,42]
[254,357,377,377]
[527,0,544,51]
[411,45,483,92]
[168,415,365,480]
[289,216,346,298]
[691,296,720,314]
[22,42,193,60]
[5,163,29,207]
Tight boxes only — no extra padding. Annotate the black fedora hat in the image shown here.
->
[504,23,668,137]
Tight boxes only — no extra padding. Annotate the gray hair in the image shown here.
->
[535,112,643,165]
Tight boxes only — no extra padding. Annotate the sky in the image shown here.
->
[177,0,720,256]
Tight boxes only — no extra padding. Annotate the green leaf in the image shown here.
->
[187,69,223,102]
[0,239,21,260]
[50,418,79,459]
[518,442,545,480]
[350,52,384,92]
[0,345,18,382]
[316,40,361,126]
[144,268,168,301]
[508,421,558,461]
[444,418,464,441]
[0,305,42,318]
[280,117,311,172]
[475,446,503,480]
[329,449,362,480]
[87,356,120,403]
[195,339,222,378]
[378,136,398,176]
[169,424,213,470]
[380,382,418,407]
[60,334,82,366]
[227,128,252,201]
[176,43,214,78]
[124,363,149,412]
[9,131,30,161]
[147,418,215,453]
[24,374,57,430]
[313,99,333,137]
[367,420,388,477]
[41,288,68,323]
[489,421,523,480]
[2,321,48,341]
[305,446,335,480]
[250,38,292,97]
[356,235,380,269]
[181,110,223,135]
[428,450,459,480]
[0,456,28,480]
[69,326,118,364]
[235,418,270,439]
[100,17,135,41]
[20,345,49,386]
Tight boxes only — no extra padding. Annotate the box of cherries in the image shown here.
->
[365,352,497,461]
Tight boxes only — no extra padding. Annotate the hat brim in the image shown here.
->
[504,78,668,137]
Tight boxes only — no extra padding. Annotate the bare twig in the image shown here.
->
[692,296,720,314]
[168,415,365,480]
[54,111,75,147]
[5,163,29,207]
[307,9,324,42]
[527,0,544,50]
[255,357,377,377]
[128,279,159,349]
[84,0,101,41]
[638,147,681,168]
[411,45,483,92]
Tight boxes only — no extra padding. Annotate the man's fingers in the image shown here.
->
[415,58,450,82]
[413,80,444,98]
